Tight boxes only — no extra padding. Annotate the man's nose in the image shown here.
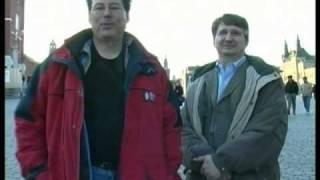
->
[103,8,112,16]
[225,32,233,40]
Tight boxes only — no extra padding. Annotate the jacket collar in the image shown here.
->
[192,54,277,82]
[52,29,158,91]
[217,60,248,103]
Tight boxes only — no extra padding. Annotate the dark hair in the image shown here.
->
[288,75,293,78]
[86,0,131,13]
[212,13,249,42]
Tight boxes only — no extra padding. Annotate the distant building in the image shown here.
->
[49,40,57,54]
[5,0,25,96]
[163,56,170,79]
[281,36,315,84]
[23,54,39,78]
[181,65,199,92]
[5,0,24,63]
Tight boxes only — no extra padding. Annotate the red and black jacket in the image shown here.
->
[15,29,182,180]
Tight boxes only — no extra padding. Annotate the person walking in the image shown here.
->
[20,75,26,96]
[174,80,185,107]
[313,84,316,100]
[300,76,313,113]
[285,75,299,115]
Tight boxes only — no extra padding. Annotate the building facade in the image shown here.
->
[5,0,25,96]
[5,0,24,63]
[281,36,315,85]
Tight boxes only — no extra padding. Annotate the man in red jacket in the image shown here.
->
[15,0,182,179]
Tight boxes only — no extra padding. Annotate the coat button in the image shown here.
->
[72,124,76,129]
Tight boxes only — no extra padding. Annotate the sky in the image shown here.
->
[24,0,315,79]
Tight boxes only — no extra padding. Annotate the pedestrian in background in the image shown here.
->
[300,76,313,113]
[174,80,185,107]
[14,0,182,179]
[285,75,299,115]
[20,75,26,96]
[313,84,316,100]
[181,13,288,180]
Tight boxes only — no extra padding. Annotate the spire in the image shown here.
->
[49,40,56,54]
[164,55,168,68]
[284,40,289,58]
[297,35,301,51]
[163,55,170,79]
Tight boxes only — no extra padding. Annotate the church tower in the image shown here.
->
[163,55,170,79]
[282,40,289,62]
[49,40,56,54]
[297,35,301,51]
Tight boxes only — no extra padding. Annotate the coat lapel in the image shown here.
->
[218,61,248,103]
[204,68,219,106]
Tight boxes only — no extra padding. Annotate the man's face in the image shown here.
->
[89,0,128,39]
[213,23,248,59]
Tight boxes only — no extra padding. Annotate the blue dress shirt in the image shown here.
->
[216,56,246,102]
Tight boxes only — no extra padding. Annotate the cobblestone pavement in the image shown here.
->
[278,96,315,180]
[5,98,23,180]
[5,96,315,180]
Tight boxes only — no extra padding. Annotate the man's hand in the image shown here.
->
[193,155,221,180]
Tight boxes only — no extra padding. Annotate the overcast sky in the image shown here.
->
[24,0,315,78]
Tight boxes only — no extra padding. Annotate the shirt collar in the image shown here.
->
[217,56,246,71]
